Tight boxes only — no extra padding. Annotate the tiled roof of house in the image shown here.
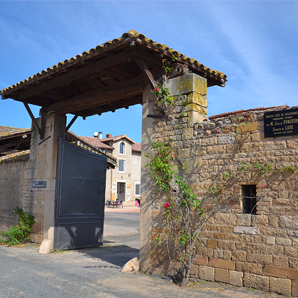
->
[1,30,227,97]
[79,136,113,150]
[208,105,290,120]
[0,126,31,138]
[0,150,30,163]
[132,143,141,152]
[101,134,135,144]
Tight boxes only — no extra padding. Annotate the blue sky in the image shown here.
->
[1,1,297,143]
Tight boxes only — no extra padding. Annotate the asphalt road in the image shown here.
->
[0,211,284,298]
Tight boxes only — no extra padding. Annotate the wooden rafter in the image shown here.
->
[45,75,145,114]
[81,96,142,117]
[16,50,135,101]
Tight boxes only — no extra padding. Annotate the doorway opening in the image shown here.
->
[117,182,126,201]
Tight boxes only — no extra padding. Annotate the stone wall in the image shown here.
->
[0,127,46,243]
[0,160,27,230]
[145,99,298,296]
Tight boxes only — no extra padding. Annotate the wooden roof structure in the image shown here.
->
[0,126,31,156]
[1,30,227,123]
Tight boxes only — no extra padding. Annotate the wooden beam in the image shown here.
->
[23,102,42,136]
[0,149,19,155]
[39,90,64,101]
[66,115,78,131]
[80,96,142,117]
[132,57,156,89]
[45,75,145,114]
[131,49,162,68]
[59,87,142,115]
[16,50,135,101]
[101,67,133,80]
[0,137,30,150]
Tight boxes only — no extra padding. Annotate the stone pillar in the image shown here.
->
[139,74,208,272]
[167,73,208,125]
[26,113,66,253]
[140,84,155,272]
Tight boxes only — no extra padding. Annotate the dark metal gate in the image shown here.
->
[54,137,107,250]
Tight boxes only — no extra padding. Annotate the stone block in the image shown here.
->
[39,239,53,254]
[208,258,235,270]
[213,249,223,259]
[280,216,298,229]
[285,247,298,258]
[232,251,247,262]
[241,142,263,152]
[223,250,232,260]
[287,139,298,149]
[193,255,208,266]
[236,261,262,274]
[217,136,235,144]
[263,265,298,280]
[213,213,237,225]
[262,227,287,237]
[233,226,261,235]
[289,230,298,238]
[268,216,279,228]
[121,257,140,273]
[217,240,236,250]
[247,253,272,265]
[189,264,199,276]
[292,279,298,297]
[269,277,291,296]
[207,239,217,249]
[199,266,214,281]
[236,214,251,226]
[273,256,289,268]
[264,141,287,150]
[167,73,207,96]
[206,145,226,155]
[243,273,269,292]
[215,268,229,283]
[229,270,243,287]
[276,237,292,246]
[201,247,214,258]
[251,215,268,227]
[267,237,275,245]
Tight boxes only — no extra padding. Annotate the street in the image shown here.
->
[0,208,284,298]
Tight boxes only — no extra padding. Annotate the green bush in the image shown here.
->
[1,207,35,246]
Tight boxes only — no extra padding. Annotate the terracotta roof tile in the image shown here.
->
[79,136,113,150]
[101,134,135,144]
[132,143,141,152]
[1,30,227,97]
[0,126,31,138]
[0,150,30,163]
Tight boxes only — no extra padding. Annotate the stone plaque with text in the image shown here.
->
[264,108,298,138]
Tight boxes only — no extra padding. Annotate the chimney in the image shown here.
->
[98,132,102,140]
[94,131,98,138]
[106,133,112,138]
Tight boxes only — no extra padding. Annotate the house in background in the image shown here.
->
[80,133,141,204]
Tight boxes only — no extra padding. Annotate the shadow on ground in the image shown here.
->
[75,243,139,268]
